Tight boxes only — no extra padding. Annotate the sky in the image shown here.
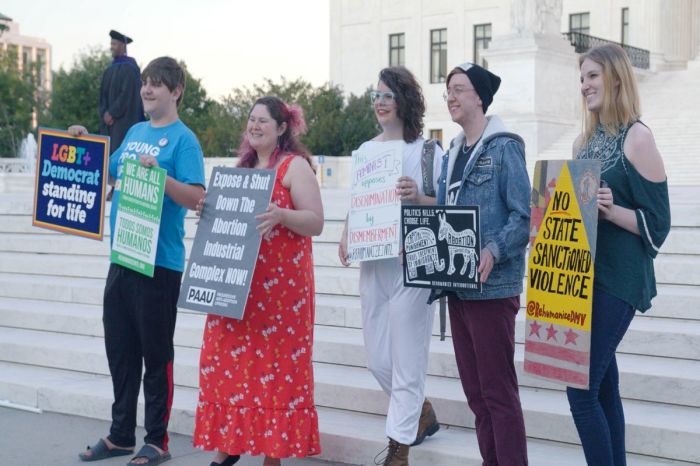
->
[2,0,330,100]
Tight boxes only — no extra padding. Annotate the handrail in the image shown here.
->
[563,32,650,69]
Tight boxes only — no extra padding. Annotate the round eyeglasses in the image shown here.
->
[369,90,396,104]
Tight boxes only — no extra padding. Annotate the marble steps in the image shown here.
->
[2,291,699,364]
[312,325,700,407]
[5,363,692,466]
[0,217,347,247]
[0,328,698,464]
[0,265,698,325]
[0,307,698,409]
[1,246,699,288]
[2,228,698,270]
[3,188,699,226]
[1,247,699,321]
[0,236,364,272]
[0,260,700,333]
[0,238,700,294]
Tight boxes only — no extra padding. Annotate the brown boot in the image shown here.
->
[374,437,409,466]
[411,398,440,446]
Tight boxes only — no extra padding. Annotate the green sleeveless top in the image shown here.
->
[577,122,671,311]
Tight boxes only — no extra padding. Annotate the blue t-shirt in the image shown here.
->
[109,119,205,272]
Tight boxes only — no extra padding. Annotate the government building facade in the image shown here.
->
[330,0,700,158]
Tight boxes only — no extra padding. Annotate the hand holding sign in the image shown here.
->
[597,186,615,221]
[139,154,159,168]
[67,125,89,137]
[396,176,419,202]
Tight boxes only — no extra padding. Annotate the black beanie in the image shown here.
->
[448,62,501,113]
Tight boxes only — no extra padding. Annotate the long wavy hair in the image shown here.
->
[237,96,314,170]
[580,44,641,143]
[378,67,425,143]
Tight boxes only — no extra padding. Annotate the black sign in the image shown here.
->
[177,167,274,319]
[402,205,481,292]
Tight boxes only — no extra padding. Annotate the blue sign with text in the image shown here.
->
[33,128,110,240]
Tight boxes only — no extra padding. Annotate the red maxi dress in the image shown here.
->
[193,155,320,458]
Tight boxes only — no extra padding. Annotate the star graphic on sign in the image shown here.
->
[529,320,542,338]
[564,328,579,345]
[546,324,558,342]
[83,152,91,166]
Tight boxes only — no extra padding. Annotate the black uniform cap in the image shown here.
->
[109,30,133,44]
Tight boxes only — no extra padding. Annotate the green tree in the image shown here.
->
[196,100,238,157]
[177,64,234,157]
[0,48,35,157]
[304,84,345,156]
[219,77,316,155]
[39,48,111,133]
[219,78,377,157]
[341,88,378,155]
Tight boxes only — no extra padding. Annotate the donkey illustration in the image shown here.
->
[437,212,478,278]
[404,227,445,279]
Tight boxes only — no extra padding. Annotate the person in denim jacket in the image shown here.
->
[432,62,530,466]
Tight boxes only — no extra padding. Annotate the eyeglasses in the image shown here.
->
[442,86,476,101]
[369,90,396,104]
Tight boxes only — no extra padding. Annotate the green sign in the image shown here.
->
[110,158,166,277]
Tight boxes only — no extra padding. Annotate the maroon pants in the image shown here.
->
[448,296,528,466]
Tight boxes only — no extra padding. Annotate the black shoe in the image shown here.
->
[210,455,240,466]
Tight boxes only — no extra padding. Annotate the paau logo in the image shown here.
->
[187,286,216,306]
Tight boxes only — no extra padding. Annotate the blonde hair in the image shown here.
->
[579,44,641,143]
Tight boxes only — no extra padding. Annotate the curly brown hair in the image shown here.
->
[378,67,425,143]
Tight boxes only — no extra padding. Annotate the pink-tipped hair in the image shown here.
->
[237,97,312,170]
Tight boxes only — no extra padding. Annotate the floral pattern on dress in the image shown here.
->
[193,155,320,458]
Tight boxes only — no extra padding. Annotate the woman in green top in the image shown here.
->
[569,44,671,465]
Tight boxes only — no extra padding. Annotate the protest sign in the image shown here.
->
[402,205,481,292]
[178,167,274,320]
[524,160,600,389]
[347,141,403,262]
[110,158,166,277]
[33,128,109,240]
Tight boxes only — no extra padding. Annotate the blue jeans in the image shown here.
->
[566,287,635,466]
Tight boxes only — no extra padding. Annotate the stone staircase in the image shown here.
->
[0,187,699,465]
[535,63,700,187]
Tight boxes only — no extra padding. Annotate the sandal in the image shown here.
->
[78,438,134,462]
[127,444,172,466]
[210,455,240,466]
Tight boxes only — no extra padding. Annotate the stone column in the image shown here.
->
[660,0,693,68]
[646,0,695,70]
[693,1,700,60]
[481,0,579,158]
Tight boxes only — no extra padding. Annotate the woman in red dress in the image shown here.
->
[193,96,324,466]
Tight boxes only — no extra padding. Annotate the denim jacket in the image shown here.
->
[429,116,531,302]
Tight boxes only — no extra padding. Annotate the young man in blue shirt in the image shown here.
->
[72,56,205,466]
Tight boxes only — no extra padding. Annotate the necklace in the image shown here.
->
[462,136,481,155]
[579,124,626,174]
